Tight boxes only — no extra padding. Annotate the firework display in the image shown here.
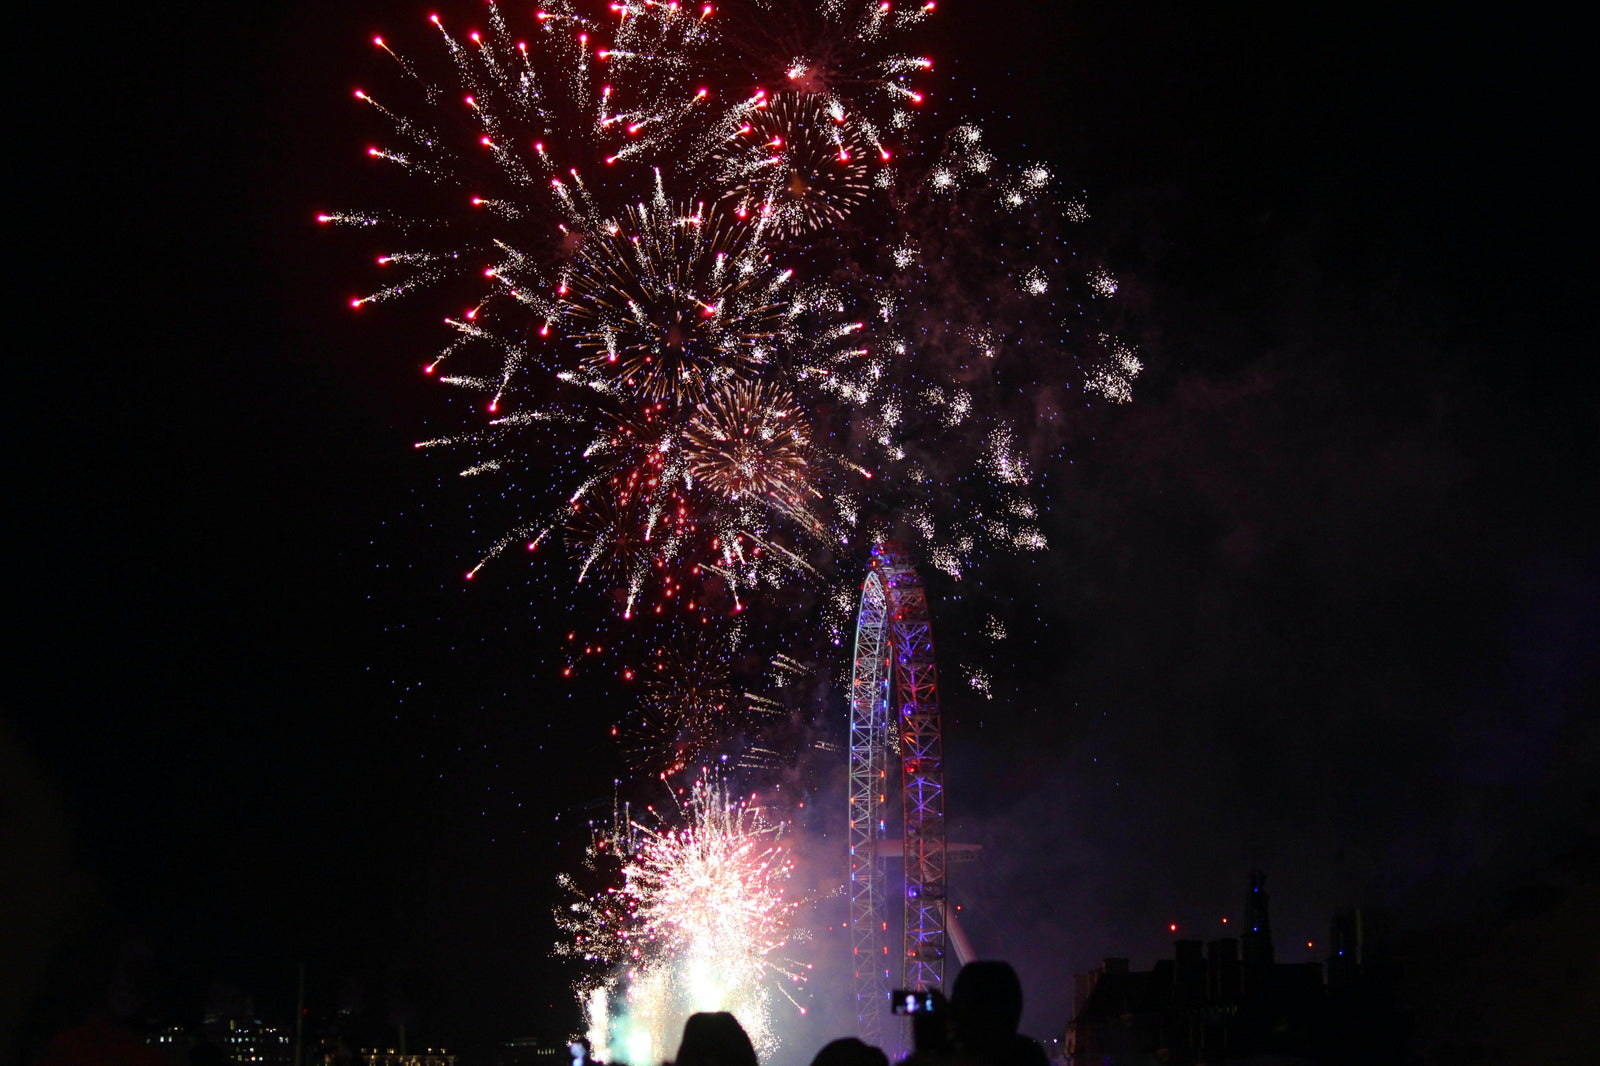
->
[619,633,766,777]
[558,779,804,1061]
[328,0,1139,1053]
[713,91,876,238]
[559,200,785,403]
[327,0,1135,622]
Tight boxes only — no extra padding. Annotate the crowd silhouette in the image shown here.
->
[667,962,1047,1066]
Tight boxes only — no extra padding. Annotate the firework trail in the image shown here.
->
[558,778,805,1062]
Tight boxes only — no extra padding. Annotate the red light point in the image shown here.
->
[1169,923,1178,932]
[423,365,435,375]
[349,298,363,309]
[353,88,367,99]
[372,36,384,47]
[536,10,549,18]
[429,13,440,24]
[469,31,481,42]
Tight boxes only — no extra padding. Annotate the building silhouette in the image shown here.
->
[1064,872,1408,1065]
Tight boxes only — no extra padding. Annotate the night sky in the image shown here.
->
[10,2,1596,1063]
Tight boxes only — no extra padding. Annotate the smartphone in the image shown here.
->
[890,989,939,1015]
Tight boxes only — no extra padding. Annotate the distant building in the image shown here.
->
[494,1037,575,1066]
[359,1051,457,1066]
[197,1013,293,1066]
[1065,871,1338,1065]
[1322,907,1410,1060]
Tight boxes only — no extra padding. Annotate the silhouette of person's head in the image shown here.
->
[946,962,1047,1066]
[951,961,1023,1042]
[674,1011,758,1066]
[809,1036,888,1066]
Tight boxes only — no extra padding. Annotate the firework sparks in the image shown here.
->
[684,380,818,509]
[560,200,785,405]
[329,0,1140,615]
[621,633,749,777]
[558,779,804,1062]
[708,0,933,141]
[713,92,876,237]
